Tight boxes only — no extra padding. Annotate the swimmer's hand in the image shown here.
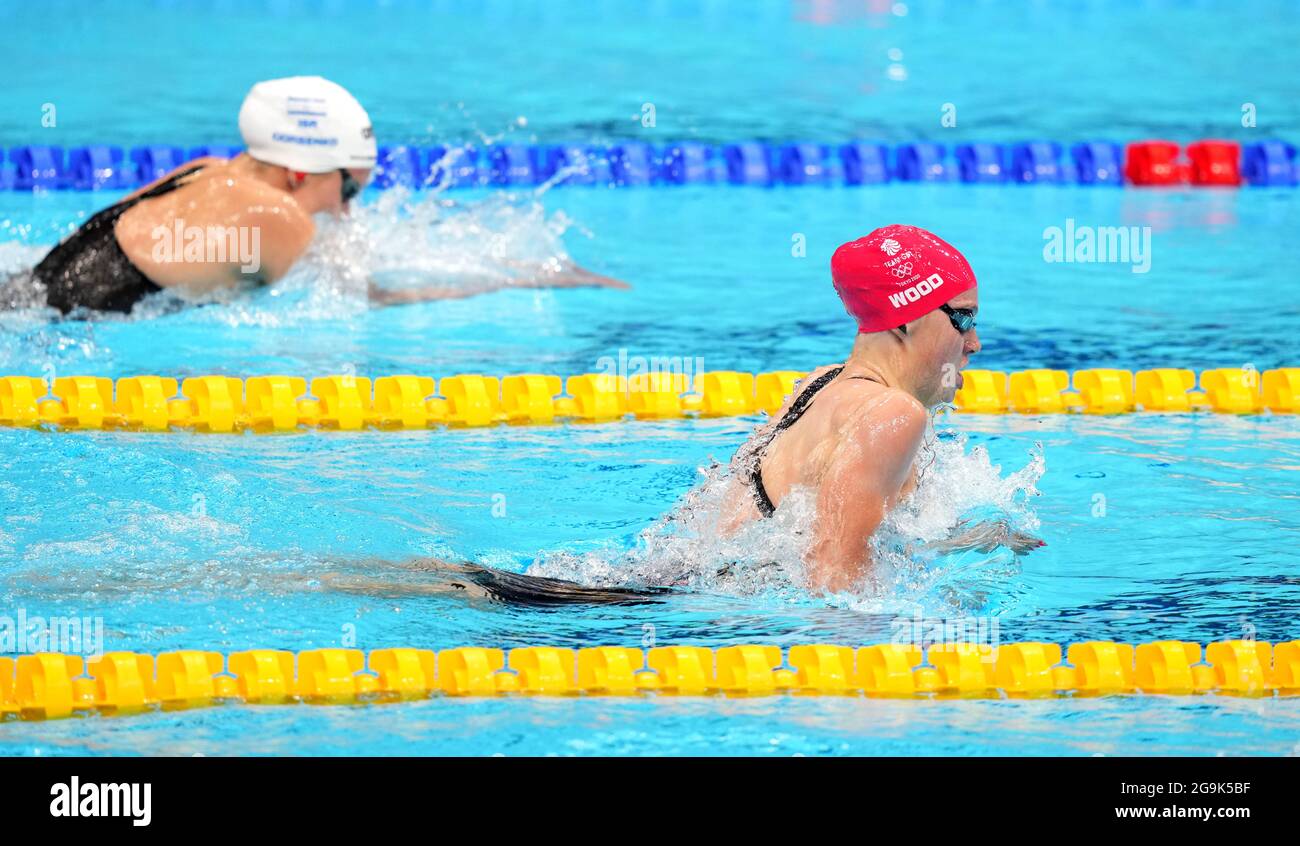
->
[367,262,629,306]
[512,260,631,290]
[922,519,1046,555]
[519,267,631,290]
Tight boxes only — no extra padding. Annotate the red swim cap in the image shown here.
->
[831,224,977,333]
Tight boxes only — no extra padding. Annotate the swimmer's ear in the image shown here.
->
[288,170,309,189]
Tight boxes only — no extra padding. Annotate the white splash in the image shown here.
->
[169,185,582,327]
[859,427,1045,615]
[529,419,1046,613]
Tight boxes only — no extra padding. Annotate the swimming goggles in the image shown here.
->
[338,169,363,203]
[897,304,977,335]
[939,303,977,333]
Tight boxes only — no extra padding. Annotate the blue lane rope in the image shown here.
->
[2,139,1296,191]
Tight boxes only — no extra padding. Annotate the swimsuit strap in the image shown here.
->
[115,164,206,213]
[32,164,210,316]
[770,367,844,435]
[749,366,879,518]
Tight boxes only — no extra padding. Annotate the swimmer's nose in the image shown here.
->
[966,327,982,355]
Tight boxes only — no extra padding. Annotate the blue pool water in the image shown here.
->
[3,0,1300,755]
[3,0,1299,146]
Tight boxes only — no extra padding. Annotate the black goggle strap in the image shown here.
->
[338,169,361,201]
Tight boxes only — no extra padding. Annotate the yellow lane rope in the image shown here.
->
[3,640,1297,721]
[0,368,1296,432]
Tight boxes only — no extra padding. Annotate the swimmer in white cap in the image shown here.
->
[21,75,626,316]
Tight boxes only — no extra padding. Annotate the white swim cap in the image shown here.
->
[238,76,376,173]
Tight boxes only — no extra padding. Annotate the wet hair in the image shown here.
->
[460,564,668,607]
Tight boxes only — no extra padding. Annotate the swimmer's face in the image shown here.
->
[909,287,981,406]
[329,168,373,214]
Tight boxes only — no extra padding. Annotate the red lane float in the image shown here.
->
[1186,140,1241,186]
[1124,140,1185,186]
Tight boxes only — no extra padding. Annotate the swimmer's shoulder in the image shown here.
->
[184,155,230,172]
[836,382,927,442]
[206,170,311,221]
[209,176,315,281]
[819,386,926,491]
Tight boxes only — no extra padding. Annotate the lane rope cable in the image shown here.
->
[4,139,1296,190]
[1,368,1296,432]
[4,640,1298,722]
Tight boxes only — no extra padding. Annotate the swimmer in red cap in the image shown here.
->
[721,224,1036,593]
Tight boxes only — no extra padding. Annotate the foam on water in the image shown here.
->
[861,426,1045,616]
[0,242,109,378]
[529,415,1046,613]
[172,184,581,329]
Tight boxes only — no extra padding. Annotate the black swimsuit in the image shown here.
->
[33,165,205,315]
[748,366,877,518]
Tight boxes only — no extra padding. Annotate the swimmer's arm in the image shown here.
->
[232,205,314,285]
[503,258,631,291]
[922,520,1045,554]
[804,393,927,593]
[366,264,630,307]
[366,278,509,305]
